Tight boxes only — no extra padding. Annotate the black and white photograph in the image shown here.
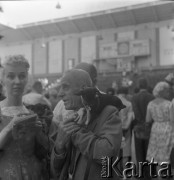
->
[0,0,174,180]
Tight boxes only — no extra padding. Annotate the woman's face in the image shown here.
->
[2,64,28,97]
[161,88,170,99]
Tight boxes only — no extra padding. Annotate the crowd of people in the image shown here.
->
[0,54,174,180]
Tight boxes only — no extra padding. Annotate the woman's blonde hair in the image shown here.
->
[153,81,169,98]
[1,55,30,71]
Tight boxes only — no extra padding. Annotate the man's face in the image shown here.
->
[58,76,83,110]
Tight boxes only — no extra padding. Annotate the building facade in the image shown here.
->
[0,1,174,91]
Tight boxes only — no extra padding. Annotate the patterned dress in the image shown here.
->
[146,99,173,163]
[0,102,49,180]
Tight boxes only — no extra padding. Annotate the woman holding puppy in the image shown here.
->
[0,55,49,180]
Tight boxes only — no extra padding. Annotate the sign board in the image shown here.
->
[116,56,134,72]
[100,39,150,59]
[99,43,117,59]
[130,39,150,56]
[117,41,130,56]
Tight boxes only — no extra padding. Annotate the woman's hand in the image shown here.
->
[10,114,42,139]
[6,115,23,131]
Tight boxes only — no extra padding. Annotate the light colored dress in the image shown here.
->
[0,102,48,180]
[146,99,173,163]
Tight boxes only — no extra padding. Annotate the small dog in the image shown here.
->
[75,87,126,114]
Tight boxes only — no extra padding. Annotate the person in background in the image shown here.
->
[133,87,140,94]
[49,62,98,139]
[0,55,49,180]
[75,62,98,87]
[44,91,50,100]
[164,73,174,170]
[106,87,115,96]
[118,87,134,166]
[23,84,32,95]
[23,80,51,107]
[164,73,174,100]
[50,69,122,180]
[48,88,61,110]
[0,83,6,101]
[147,86,153,94]
[132,78,154,180]
[146,82,173,179]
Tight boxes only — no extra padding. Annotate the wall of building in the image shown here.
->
[136,27,157,68]
[0,19,174,87]
[0,43,32,74]
[48,40,62,74]
[33,40,47,75]
[81,35,97,63]
[64,37,79,71]
[160,27,174,66]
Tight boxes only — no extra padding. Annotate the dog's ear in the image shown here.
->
[74,90,82,96]
[74,87,84,96]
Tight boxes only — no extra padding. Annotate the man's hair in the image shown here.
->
[138,78,148,90]
[74,62,97,86]
[62,69,92,88]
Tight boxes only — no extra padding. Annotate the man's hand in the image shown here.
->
[55,114,80,154]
